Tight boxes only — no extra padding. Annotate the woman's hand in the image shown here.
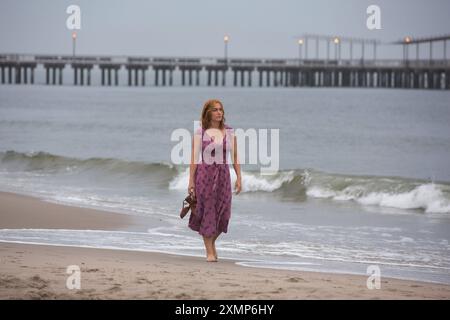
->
[188,180,195,196]
[234,177,242,195]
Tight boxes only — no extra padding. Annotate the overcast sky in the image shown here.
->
[1,0,449,59]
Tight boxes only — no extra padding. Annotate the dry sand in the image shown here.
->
[1,191,450,299]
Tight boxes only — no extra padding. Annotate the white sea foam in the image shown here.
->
[357,184,450,214]
[306,183,450,214]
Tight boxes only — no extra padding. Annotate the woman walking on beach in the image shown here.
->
[188,99,242,262]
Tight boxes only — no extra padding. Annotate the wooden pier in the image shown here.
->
[0,54,449,89]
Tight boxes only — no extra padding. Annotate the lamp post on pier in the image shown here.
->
[72,32,77,57]
[298,39,304,66]
[224,35,229,66]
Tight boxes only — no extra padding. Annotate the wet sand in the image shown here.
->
[1,191,450,299]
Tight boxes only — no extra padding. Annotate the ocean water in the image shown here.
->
[0,85,450,284]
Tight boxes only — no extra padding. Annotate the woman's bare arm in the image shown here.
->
[232,135,242,194]
[188,134,201,193]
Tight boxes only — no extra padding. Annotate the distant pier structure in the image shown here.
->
[1,33,449,90]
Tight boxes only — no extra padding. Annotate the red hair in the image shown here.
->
[200,99,226,129]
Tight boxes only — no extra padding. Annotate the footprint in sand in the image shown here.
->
[219,282,240,287]
[29,275,49,290]
[286,277,307,283]
[107,285,122,292]
[136,278,154,284]
[0,275,23,288]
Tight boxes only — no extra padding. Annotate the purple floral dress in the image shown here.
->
[189,124,233,237]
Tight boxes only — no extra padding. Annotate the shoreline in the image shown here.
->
[0,190,153,232]
[1,190,450,299]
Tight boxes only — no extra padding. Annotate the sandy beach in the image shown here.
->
[1,191,450,300]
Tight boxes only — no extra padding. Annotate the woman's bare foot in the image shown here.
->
[203,236,217,262]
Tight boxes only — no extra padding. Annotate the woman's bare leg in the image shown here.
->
[202,236,217,262]
[212,233,220,260]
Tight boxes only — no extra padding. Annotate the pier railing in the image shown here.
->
[1,53,448,68]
